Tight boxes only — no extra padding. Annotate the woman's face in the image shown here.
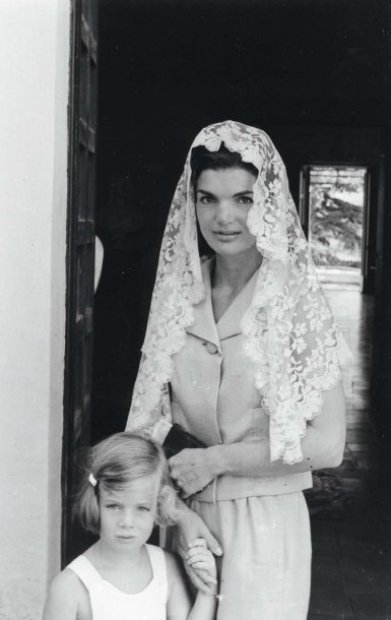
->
[195,167,258,259]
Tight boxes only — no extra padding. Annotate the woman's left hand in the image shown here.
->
[169,448,218,498]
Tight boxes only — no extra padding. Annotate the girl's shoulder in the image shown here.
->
[160,548,187,593]
[147,545,179,576]
[54,563,88,591]
[162,548,180,571]
[145,543,173,561]
[43,564,91,620]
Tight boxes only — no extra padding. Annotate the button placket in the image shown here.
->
[199,336,223,434]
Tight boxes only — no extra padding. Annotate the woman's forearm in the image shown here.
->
[175,501,223,557]
[207,426,335,478]
[207,383,346,479]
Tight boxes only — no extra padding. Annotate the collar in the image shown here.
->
[186,257,260,344]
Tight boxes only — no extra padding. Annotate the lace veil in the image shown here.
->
[126,120,349,464]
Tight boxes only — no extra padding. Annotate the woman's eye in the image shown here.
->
[198,195,215,204]
[237,196,253,205]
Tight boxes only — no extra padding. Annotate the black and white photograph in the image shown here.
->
[1,0,391,618]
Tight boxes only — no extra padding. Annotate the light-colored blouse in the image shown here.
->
[170,259,312,502]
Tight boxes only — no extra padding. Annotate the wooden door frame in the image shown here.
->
[62,0,98,566]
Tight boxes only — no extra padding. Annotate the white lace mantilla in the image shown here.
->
[126,120,349,464]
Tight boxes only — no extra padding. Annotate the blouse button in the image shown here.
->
[203,341,219,355]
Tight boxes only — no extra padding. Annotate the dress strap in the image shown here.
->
[146,544,168,600]
[67,555,102,592]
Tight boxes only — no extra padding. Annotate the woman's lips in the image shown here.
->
[213,231,240,241]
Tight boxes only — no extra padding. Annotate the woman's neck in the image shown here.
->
[213,249,263,293]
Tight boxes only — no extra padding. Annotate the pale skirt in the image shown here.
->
[187,492,311,620]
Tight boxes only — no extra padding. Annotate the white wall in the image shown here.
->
[0,0,69,617]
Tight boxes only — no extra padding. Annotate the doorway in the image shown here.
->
[300,165,369,290]
[63,0,388,570]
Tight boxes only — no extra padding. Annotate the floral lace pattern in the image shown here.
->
[126,120,349,464]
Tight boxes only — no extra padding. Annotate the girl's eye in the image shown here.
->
[106,503,120,510]
[138,505,151,512]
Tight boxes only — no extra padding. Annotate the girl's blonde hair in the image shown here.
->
[76,432,181,534]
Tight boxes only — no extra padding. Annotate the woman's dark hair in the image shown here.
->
[190,143,258,190]
[190,143,258,256]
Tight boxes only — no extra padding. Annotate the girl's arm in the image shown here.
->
[43,569,90,620]
[173,503,223,594]
[166,547,217,620]
[170,382,346,496]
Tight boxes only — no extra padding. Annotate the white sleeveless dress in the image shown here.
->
[68,544,168,620]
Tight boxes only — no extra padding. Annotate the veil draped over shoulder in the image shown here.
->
[126,120,349,464]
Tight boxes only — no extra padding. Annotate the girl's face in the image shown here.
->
[98,474,159,550]
[195,167,258,259]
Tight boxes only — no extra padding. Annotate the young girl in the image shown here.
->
[43,433,217,620]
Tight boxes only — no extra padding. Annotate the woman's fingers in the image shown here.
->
[169,449,215,498]
[187,538,207,548]
[170,470,196,484]
[183,518,222,556]
[181,486,202,498]
[198,530,223,557]
[186,540,217,585]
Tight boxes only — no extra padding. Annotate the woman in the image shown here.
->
[126,121,347,619]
